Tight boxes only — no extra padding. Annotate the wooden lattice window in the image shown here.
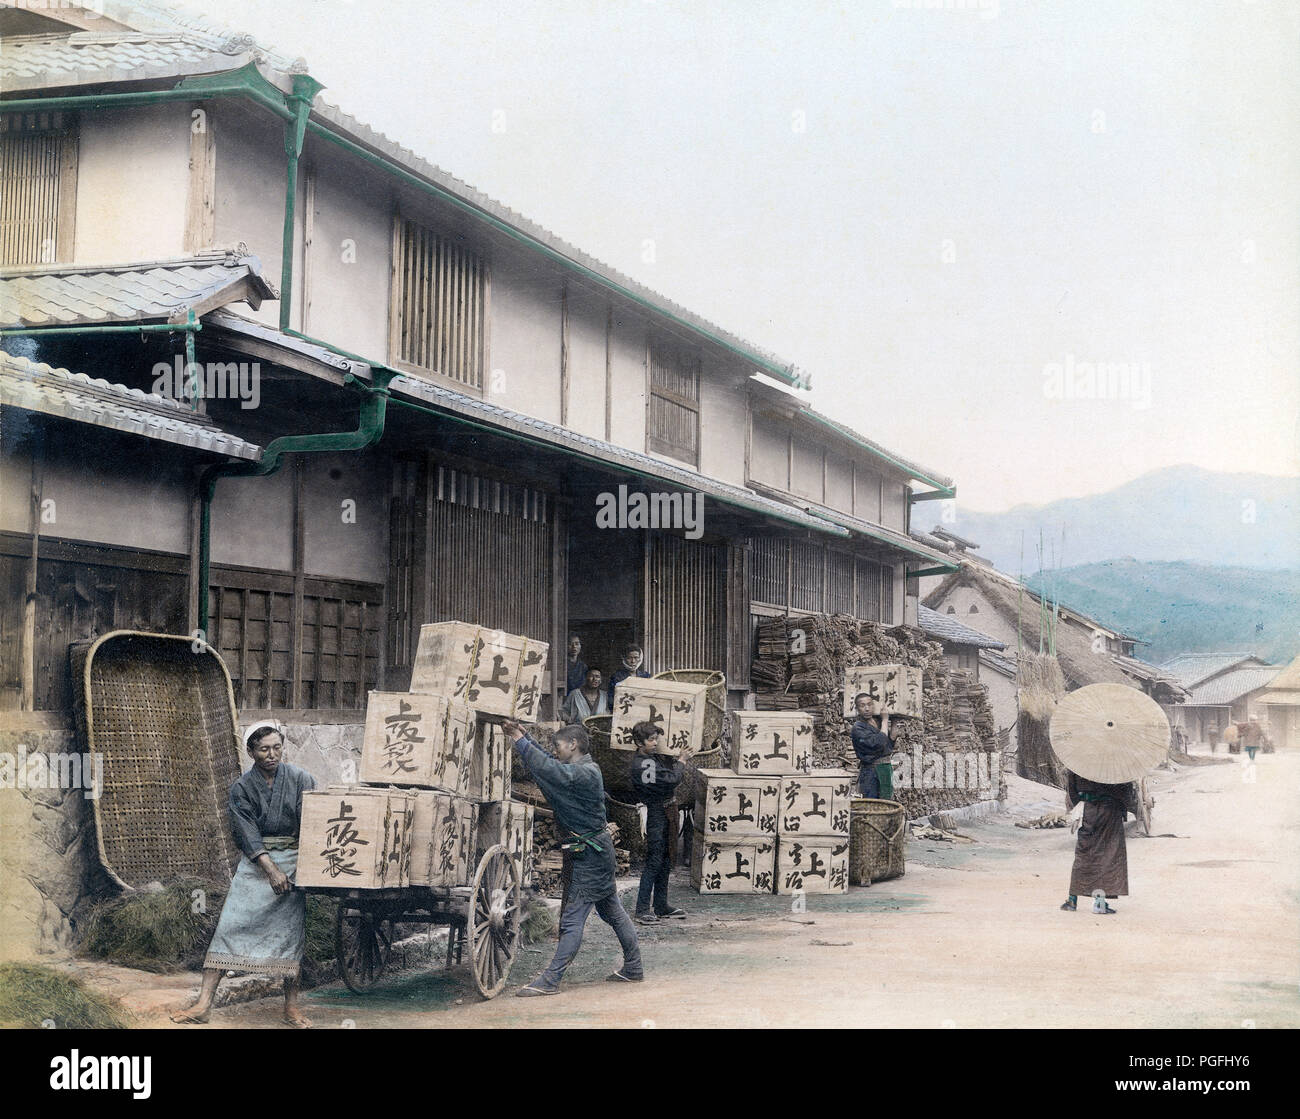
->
[0,111,77,266]
[648,342,700,464]
[391,217,487,389]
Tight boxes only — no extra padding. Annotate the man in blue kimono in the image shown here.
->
[850,693,896,799]
[565,634,588,696]
[501,720,643,994]
[172,725,317,1027]
[628,722,686,924]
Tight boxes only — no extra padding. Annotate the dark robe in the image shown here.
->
[1066,772,1137,898]
[607,665,650,706]
[566,658,589,695]
[514,734,615,904]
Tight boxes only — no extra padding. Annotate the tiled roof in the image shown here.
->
[387,371,848,539]
[979,649,1018,677]
[0,253,277,328]
[1184,666,1281,707]
[917,604,1006,649]
[1158,652,1264,689]
[0,348,261,460]
[0,32,256,91]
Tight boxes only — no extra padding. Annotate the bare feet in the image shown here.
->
[282,1009,313,1029]
[170,1004,211,1025]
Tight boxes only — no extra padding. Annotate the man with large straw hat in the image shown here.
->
[1049,684,1168,916]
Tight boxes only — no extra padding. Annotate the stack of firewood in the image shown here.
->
[751,613,1000,813]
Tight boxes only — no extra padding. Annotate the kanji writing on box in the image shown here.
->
[381,699,423,774]
[321,800,368,878]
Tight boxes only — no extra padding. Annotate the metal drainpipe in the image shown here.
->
[195,369,393,635]
[279,74,325,332]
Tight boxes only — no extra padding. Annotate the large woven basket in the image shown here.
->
[70,631,243,891]
[677,744,723,807]
[584,714,636,799]
[653,668,726,751]
[849,798,906,886]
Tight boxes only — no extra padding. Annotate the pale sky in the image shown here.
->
[191,0,1298,512]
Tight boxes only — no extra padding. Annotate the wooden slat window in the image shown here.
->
[0,111,77,266]
[750,536,788,608]
[648,342,700,464]
[854,558,881,622]
[789,540,824,613]
[645,534,726,673]
[825,549,856,615]
[880,563,895,624]
[392,217,487,389]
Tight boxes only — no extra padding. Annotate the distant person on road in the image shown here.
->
[628,721,686,925]
[1060,769,1138,916]
[560,667,608,724]
[850,693,896,799]
[502,720,643,994]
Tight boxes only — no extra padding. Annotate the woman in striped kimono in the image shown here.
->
[172,725,316,1027]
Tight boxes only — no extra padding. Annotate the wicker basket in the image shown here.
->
[584,714,637,799]
[70,631,243,891]
[653,669,726,751]
[604,794,646,860]
[849,798,906,886]
[677,744,722,807]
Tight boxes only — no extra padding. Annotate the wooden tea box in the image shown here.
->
[777,771,855,837]
[731,711,814,775]
[476,799,535,886]
[407,789,477,888]
[775,836,850,895]
[841,664,923,719]
[693,769,780,838]
[610,677,709,758]
[359,691,475,795]
[691,835,776,894]
[469,720,512,803]
[297,788,414,889]
[410,622,548,720]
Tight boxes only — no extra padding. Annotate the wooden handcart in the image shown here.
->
[302,843,522,1000]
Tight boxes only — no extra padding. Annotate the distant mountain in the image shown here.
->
[944,466,1299,573]
[1023,559,1300,666]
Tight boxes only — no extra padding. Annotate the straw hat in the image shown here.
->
[1049,683,1169,784]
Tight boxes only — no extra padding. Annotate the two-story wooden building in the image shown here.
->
[0,1,957,753]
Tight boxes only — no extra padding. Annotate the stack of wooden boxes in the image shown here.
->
[691,710,852,895]
[296,622,546,890]
[610,676,710,758]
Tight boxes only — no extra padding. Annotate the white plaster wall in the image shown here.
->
[855,466,883,522]
[826,452,853,513]
[607,313,645,451]
[929,584,1018,648]
[698,372,747,487]
[982,667,1019,740]
[790,434,823,501]
[74,105,190,264]
[489,264,561,423]
[210,466,293,570]
[303,153,392,361]
[25,433,190,552]
[212,105,287,331]
[301,450,388,583]
[882,477,907,531]
[565,288,607,440]
[749,412,787,489]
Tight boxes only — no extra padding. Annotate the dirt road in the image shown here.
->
[178,750,1300,1029]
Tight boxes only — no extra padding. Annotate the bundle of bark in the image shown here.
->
[1016,652,1067,789]
[753,613,1001,814]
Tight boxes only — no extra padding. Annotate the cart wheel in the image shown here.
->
[336,904,394,994]
[467,844,521,999]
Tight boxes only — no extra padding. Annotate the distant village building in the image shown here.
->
[1160,653,1283,748]
[1256,654,1300,750]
